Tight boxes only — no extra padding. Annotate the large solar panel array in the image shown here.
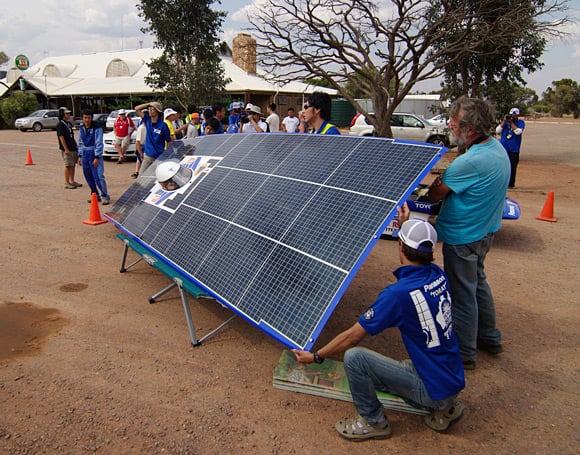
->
[106,134,445,350]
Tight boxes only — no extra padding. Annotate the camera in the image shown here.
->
[505,114,512,121]
[240,112,249,124]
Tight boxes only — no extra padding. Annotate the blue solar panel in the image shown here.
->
[105,134,445,349]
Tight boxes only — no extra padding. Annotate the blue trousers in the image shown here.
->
[344,347,455,424]
[81,150,109,200]
[443,233,501,361]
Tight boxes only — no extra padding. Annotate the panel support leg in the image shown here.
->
[149,282,177,304]
[120,240,144,273]
[174,279,236,347]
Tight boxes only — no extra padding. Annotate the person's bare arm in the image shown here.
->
[292,322,367,364]
[135,103,149,118]
[427,175,452,202]
[58,135,70,154]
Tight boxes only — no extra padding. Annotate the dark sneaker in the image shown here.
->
[463,359,477,370]
[477,338,503,355]
[71,182,83,188]
[424,401,465,433]
[131,172,139,178]
[64,184,77,189]
[87,196,102,203]
[335,415,392,441]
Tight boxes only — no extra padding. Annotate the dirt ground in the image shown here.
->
[0,121,578,454]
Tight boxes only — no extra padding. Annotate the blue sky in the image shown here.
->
[0,0,578,95]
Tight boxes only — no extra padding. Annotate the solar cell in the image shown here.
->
[106,134,445,349]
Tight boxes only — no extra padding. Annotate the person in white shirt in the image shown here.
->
[282,107,300,133]
[266,103,280,132]
[240,105,268,133]
[132,122,147,178]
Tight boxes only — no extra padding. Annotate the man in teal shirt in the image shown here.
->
[401,96,509,370]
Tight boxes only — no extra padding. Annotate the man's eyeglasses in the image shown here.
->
[303,104,313,110]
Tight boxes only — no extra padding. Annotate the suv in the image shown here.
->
[106,109,139,131]
[349,112,448,145]
[14,109,60,132]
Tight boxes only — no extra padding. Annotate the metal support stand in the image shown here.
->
[149,282,177,304]
[119,240,143,273]
[175,279,237,346]
[116,233,236,347]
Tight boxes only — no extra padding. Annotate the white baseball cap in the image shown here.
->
[118,109,126,115]
[398,219,437,252]
[509,108,520,115]
[164,108,178,119]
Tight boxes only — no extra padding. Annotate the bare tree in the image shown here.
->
[248,0,569,137]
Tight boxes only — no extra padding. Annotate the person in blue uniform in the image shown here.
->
[293,218,465,441]
[303,92,340,135]
[134,101,173,175]
[78,109,110,205]
[496,107,525,188]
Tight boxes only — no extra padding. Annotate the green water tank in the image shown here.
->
[330,99,357,127]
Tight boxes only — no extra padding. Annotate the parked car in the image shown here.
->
[349,112,448,145]
[75,113,109,130]
[103,130,138,159]
[14,109,60,132]
[382,185,521,238]
[428,114,448,126]
[106,109,139,131]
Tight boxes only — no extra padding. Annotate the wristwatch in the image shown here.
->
[312,351,324,364]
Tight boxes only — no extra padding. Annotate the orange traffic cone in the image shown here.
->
[83,193,108,225]
[25,149,35,165]
[536,191,557,222]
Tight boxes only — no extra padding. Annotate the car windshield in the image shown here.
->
[28,111,44,117]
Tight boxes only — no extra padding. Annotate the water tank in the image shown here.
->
[331,99,356,127]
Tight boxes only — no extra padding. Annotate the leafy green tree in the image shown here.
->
[303,77,333,89]
[0,92,39,128]
[436,0,560,98]
[248,0,569,137]
[436,0,568,118]
[542,78,580,118]
[138,0,229,110]
[483,82,539,120]
[0,51,9,66]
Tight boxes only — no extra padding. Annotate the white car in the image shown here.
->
[102,130,138,159]
[428,114,448,126]
[105,109,139,131]
[349,112,448,145]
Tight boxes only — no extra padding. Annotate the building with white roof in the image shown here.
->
[0,34,336,117]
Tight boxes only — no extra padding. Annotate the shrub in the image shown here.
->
[0,92,40,128]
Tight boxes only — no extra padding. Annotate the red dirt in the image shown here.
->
[0,124,578,454]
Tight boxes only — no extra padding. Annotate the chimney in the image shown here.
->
[233,33,257,75]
